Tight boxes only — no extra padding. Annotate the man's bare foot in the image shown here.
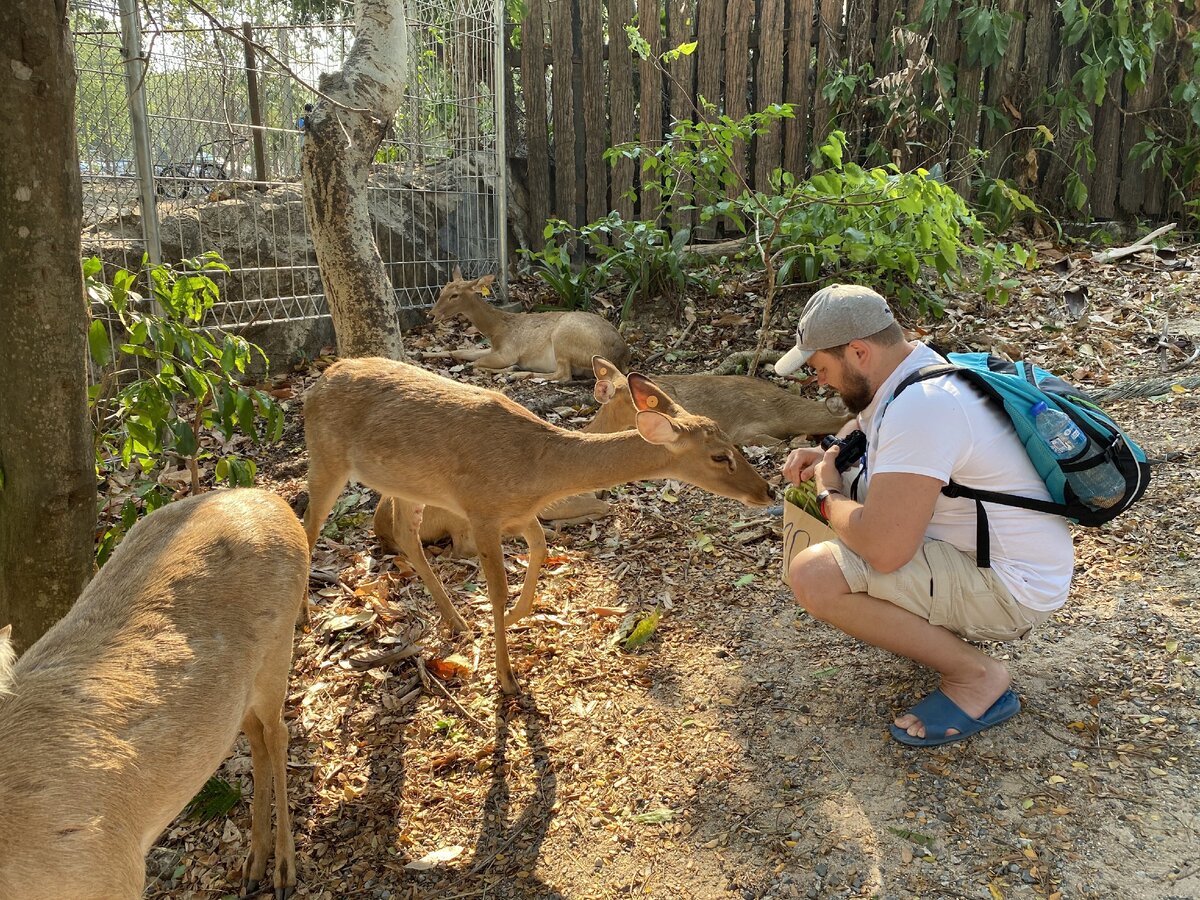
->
[894,657,1011,740]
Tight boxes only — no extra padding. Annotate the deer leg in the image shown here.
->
[263,708,296,899]
[547,355,576,382]
[450,346,495,362]
[470,349,521,370]
[506,517,547,625]
[302,453,349,552]
[392,501,471,634]
[473,524,520,694]
[240,711,274,896]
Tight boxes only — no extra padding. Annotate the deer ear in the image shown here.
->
[452,265,463,281]
[476,273,496,288]
[592,356,624,403]
[635,410,680,445]
[627,373,681,417]
[592,355,620,379]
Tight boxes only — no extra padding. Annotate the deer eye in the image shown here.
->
[711,453,731,465]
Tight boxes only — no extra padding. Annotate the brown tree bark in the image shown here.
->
[302,0,410,360]
[0,0,95,650]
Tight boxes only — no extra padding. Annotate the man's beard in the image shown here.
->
[840,368,874,415]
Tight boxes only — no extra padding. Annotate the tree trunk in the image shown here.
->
[0,0,95,651]
[302,0,410,360]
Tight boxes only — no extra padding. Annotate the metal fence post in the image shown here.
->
[493,0,509,298]
[117,0,162,266]
[242,22,269,190]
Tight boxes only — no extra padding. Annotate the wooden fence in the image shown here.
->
[505,0,1197,249]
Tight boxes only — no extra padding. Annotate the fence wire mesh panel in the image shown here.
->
[73,0,505,333]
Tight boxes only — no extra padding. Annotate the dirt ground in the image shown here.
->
[146,237,1200,900]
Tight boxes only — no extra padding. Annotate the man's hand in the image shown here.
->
[812,445,842,495]
[782,446,823,485]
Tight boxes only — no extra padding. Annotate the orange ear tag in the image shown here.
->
[597,366,609,377]
[480,287,491,296]
[646,396,659,408]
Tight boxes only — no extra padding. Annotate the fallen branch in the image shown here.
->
[1089,372,1200,403]
[1091,222,1177,264]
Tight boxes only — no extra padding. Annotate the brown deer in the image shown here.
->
[431,267,630,381]
[302,357,772,694]
[0,489,307,900]
[590,356,851,446]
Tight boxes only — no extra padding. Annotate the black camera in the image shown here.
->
[820,429,867,472]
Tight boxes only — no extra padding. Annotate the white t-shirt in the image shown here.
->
[857,343,1074,612]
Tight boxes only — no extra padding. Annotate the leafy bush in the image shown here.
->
[518,221,607,310]
[85,253,284,563]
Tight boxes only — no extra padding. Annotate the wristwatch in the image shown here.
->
[816,488,841,519]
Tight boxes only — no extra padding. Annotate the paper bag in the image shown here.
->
[781,501,837,583]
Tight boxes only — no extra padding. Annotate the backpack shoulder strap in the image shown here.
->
[894,364,960,399]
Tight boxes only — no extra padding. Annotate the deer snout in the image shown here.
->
[744,481,774,507]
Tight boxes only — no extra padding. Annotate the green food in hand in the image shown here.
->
[784,481,826,522]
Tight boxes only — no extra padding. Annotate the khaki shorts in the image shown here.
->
[827,538,1052,642]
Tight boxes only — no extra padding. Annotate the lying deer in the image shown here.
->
[303,357,772,694]
[431,267,630,381]
[590,356,851,446]
[0,489,307,900]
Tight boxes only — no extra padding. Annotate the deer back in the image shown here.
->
[590,358,850,443]
[0,489,307,896]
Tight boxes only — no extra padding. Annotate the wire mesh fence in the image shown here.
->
[73,0,505,335]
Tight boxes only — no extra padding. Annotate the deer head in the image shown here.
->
[431,266,496,322]
[627,373,773,507]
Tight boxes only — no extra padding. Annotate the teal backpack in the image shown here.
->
[893,352,1151,567]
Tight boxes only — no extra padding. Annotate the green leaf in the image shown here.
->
[170,420,198,458]
[888,826,936,848]
[623,609,662,652]
[734,573,755,588]
[184,776,242,823]
[87,320,112,367]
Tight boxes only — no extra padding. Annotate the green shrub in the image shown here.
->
[85,252,284,564]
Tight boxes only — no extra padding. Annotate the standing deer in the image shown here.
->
[0,489,307,900]
[431,267,630,381]
[590,356,852,446]
[302,357,772,694]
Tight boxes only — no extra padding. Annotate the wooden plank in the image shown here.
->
[810,0,843,146]
[844,0,874,155]
[549,0,577,225]
[873,0,902,70]
[608,0,637,222]
[520,0,550,248]
[692,0,726,237]
[754,0,786,190]
[948,8,983,198]
[638,0,664,222]
[694,0,725,109]
[579,0,607,225]
[668,0,697,229]
[723,0,753,195]
[1090,68,1123,218]
[1011,0,1052,192]
[1040,33,1082,205]
[783,0,816,176]
[1117,60,1166,217]
[980,0,1026,179]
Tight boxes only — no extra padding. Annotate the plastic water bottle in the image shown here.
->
[1030,401,1125,508]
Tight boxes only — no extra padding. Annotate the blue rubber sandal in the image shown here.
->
[890,688,1021,747]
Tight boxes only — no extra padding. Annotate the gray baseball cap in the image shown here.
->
[775,284,896,375]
